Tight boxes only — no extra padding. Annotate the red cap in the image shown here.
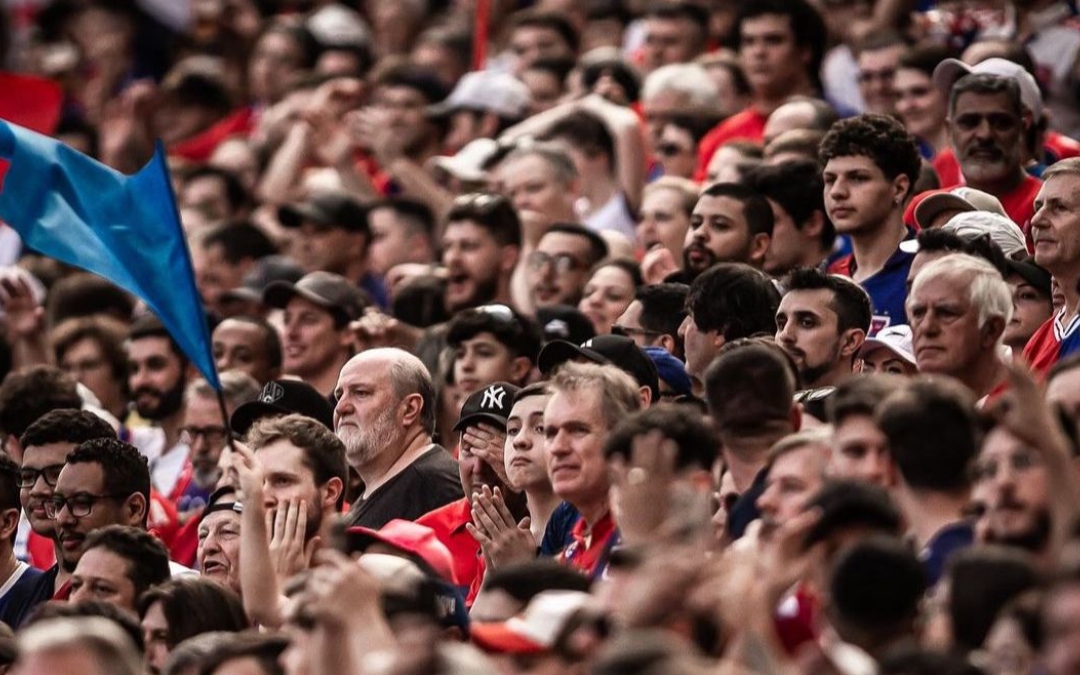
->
[346,519,458,585]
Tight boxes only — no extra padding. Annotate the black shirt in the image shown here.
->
[344,445,464,529]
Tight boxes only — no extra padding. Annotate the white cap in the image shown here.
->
[430,138,500,182]
[913,187,1007,230]
[933,57,1043,120]
[943,211,1028,258]
[859,324,916,365]
[429,71,530,120]
[307,5,371,49]
[470,590,596,653]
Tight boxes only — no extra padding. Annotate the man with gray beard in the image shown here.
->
[334,348,462,528]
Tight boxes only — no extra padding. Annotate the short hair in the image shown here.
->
[66,438,151,523]
[699,182,775,237]
[876,377,980,492]
[704,341,796,435]
[367,197,436,240]
[643,177,699,216]
[512,381,551,405]
[186,370,261,411]
[200,221,277,263]
[734,0,827,86]
[854,30,908,57]
[549,361,641,430]
[82,525,171,600]
[949,73,1023,118]
[604,404,719,472]
[830,537,926,648]
[827,374,906,427]
[641,63,720,110]
[446,305,542,364]
[446,192,522,248]
[509,9,579,54]
[783,268,873,335]
[543,223,610,267]
[245,414,347,490]
[128,314,187,364]
[372,62,448,104]
[17,616,144,675]
[1042,156,1080,181]
[0,453,19,514]
[51,315,130,390]
[898,42,957,78]
[162,632,237,675]
[0,366,82,439]
[527,55,577,83]
[745,159,836,250]
[198,631,288,675]
[184,166,250,215]
[946,546,1037,652]
[909,254,1013,332]
[592,258,644,291]
[581,57,642,104]
[386,350,437,435]
[138,577,248,650]
[767,426,832,466]
[644,0,709,32]
[46,273,135,326]
[819,114,923,200]
[501,142,579,186]
[19,408,117,449]
[543,110,615,165]
[213,315,283,375]
[765,128,828,163]
[481,558,591,603]
[803,480,904,548]
[686,263,781,338]
[636,283,688,339]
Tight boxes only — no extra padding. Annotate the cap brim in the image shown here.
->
[218,287,262,303]
[859,339,916,365]
[470,623,546,655]
[452,412,508,433]
[230,401,290,435]
[913,194,975,230]
[263,281,341,321]
[277,202,327,229]
[537,340,608,374]
[932,58,973,94]
[432,156,489,182]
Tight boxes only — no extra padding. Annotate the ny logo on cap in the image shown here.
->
[481,385,506,410]
[582,339,593,348]
[261,382,284,404]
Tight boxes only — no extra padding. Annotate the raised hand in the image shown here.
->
[466,485,536,570]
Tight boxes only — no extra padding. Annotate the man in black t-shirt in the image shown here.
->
[334,348,462,528]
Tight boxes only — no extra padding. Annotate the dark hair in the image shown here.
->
[138,577,248,649]
[446,306,542,365]
[765,129,827,162]
[704,341,795,435]
[0,453,19,514]
[481,558,591,604]
[56,116,100,158]
[544,110,616,166]
[804,480,904,549]
[544,223,610,266]
[200,221,277,264]
[244,414,347,494]
[783,268,873,335]
[184,166,250,216]
[82,525,171,600]
[527,56,577,84]
[512,381,550,405]
[591,257,644,291]
[0,366,81,440]
[876,377,980,492]
[604,404,718,472]
[686,263,781,338]
[20,408,116,449]
[128,314,187,364]
[946,546,1038,653]
[854,30,908,57]
[636,283,688,341]
[827,374,905,426]
[699,182,775,237]
[25,599,145,653]
[367,197,436,239]
[510,9,580,54]
[949,73,1024,119]
[645,0,709,31]
[46,273,135,326]
[734,0,827,88]
[581,58,642,104]
[446,192,522,248]
[879,645,987,675]
[898,42,957,78]
[374,62,450,104]
[914,229,1009,276]
[215,315,283,374]
[198,631,288,675]
[67,438,151,524]
[51,316,130,393]
[819,114,923,200]
[745,159,836,250]
[829,536,926,644]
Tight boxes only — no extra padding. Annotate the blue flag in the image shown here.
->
[0,119,220,389]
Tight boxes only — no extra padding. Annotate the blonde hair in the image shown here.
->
[549,361,641,429]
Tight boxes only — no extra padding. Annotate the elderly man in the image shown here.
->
[335,348,462,528]
[907,254,1012,401]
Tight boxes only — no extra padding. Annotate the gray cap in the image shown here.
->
[263,271,369,324]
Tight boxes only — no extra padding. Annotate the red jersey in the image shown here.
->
[416,498,480,593]
[694,108,768,181]
[558,510,619,579]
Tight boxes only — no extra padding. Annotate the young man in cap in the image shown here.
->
[417,382,523,599]
[263,271,368,398]
[537,333,659,408]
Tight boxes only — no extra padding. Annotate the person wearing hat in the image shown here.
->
[417,382,525,600]
[216,255,304,320]
[642,347,693,402]
[859,324,917,377]
[538,333,660,407]
[471,590,598,670]
[912,187,1008,231]
[1002,257,1053,353]
[428,70,530,154]
[263,271,368,398]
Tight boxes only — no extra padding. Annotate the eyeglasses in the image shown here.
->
[19,464,66,489]
[44,493,129,519]
[655,142,690,157]
[180,425,232,447]
[528,251,586,274]
[952,112,1020,132]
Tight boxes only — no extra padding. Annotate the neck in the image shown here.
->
[358,428,431,497]
[926,127,949,154]
[896,485,969,548]
[958,355,1007,400]
[807,362,854,390]
[160,412,184,450]
[572,496,610,530]
[580,175,619,216]
[53,541,70,591]
[719,429,790,492]
[0,546,18,586]
[965,167,1026,197]
[1057,271,1080,322]
[753,80,815,117]
[343,258,367,285]
[796,244,830,271]
[525,487,560,540]
[849,215,906,282]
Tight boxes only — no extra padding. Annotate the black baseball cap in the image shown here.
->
[453,382,520,433]
[263,271,369,325]
[278,191,368,233]
[536,305,596,346]
[538,334,660,402]
[1005,258,1052,299]
[230,379,335,435]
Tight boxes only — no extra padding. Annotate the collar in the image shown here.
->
[570,510,615,550]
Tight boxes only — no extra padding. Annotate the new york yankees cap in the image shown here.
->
[453,381,520,433]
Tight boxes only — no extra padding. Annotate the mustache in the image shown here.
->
[132,386,163,399]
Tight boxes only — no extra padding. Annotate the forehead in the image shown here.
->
[642,188,682,211]
[1046,367,1080,402]
[980,425,1028,457]
[201,508,241,531]
[740,13,794,38]
[511,25,563,44]
[693,194,747,221]
[184,395,221,423]
[1040,173,1080,200]
[214,320,268,347]
[498,154,557,182]
[368,207,404,230]
[75,547,129,577]
[545,386,605,425]
[127,336,177,362]
[457,331,508,349]
[444,220,496,246]
[376,84,427,104]
[823,154,886,176]
[858,44,904,66]
[510,395,550,420]
[56,461,106,492]
[771,444,825,476]
[538,231,590,254]
[338,355,391,389]
[952,91,1016,115]
[256,439,311,475]
[910,272,971,303]
[63,337,105,359]
[588,266,633,287]
[23,441,77,466]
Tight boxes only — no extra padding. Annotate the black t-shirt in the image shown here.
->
[344,445,464,529]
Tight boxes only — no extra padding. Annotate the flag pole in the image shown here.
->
[472,0,491,71]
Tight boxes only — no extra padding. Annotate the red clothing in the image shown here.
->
[694,108,769,181]
[169,512,201,568]
[416,498,480,592]
[909,168,1041,232]
[1047,130,1080,161]
[148,489,180,549]
[168,108,256,163]
[558,510,619,579]
[27,531,54,570]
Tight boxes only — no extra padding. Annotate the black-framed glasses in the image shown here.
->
[19,464,66,489]
[528,251,585,274]
[180,425,232,447]
[44,493,129,519]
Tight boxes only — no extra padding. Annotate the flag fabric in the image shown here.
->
[0,72,64,188]
[0,119,220,389]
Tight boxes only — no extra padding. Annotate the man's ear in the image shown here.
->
[749,233,771,267]
[500,245,521,276]
[639,385,653,408]
[323,477,344,512]
[0,508,19,541]
[892,173,911,205]
[840,328,867,360]
[398,392,425,428]
[511,356,532,385]
[125,493,148,527]
[981,315,1006,349]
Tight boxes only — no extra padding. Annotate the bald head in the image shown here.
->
[335,348,436,437]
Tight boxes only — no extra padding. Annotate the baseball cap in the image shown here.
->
[430,138,500,183]
[538,334,660,402]
[643,346,693,398]
[347,519,458,584]
[454,382,520,433]
[899,210,1028,257]
[306,4,370,49]
[278,191,367,233]
[263,271,369,325]
[229,379,335,435]
[471,590,596,654]
[219,255,305,304]
[1004,257,1052,298]
[912,187,1007,231]
[932,57,1043,119]
[428,71,530,120]
[858,324,916,366]
[535,305,596,345]
[359,553,470,634]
